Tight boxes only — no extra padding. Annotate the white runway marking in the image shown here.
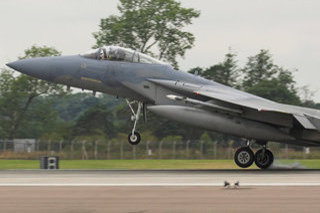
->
[1,170,320,187]
[0,183,320,186]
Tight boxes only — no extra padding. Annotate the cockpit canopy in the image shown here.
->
[81,46,167,65]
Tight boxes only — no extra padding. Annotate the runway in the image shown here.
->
[0,170,320,212]
[0,169,320,186]
[0,186,320,213]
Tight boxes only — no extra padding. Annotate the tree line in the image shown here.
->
[0,0,319,150]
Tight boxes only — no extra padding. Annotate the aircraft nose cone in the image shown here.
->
[6,61,24,71]
[6,57,54,79]
[6,55,81,82]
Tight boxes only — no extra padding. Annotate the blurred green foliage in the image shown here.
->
[93,0,200,68]
[1,0,319,157]
[0,45,66,139]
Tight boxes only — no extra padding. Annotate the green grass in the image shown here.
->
[0,160,39,169]
[0,159,319,170]
[61,159,243,169]
[277,159,320,169]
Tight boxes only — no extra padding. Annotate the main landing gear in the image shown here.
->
[234,141,274,169]
[126,99,142,145]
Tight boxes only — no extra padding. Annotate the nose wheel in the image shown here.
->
[128,131,141,145]
[126,99,142,146]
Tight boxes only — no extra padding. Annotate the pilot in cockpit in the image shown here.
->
[99,50,104,60]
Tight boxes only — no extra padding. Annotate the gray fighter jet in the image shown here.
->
[6,46,320,169]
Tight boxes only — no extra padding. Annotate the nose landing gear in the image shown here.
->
[126,99,142,145]
[234,141,274,169]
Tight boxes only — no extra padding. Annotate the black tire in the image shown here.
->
[254,149,274,169]
[128,131,141,145]
[234,147,255,168]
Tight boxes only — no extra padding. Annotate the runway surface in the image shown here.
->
[0,186,320,213]
[1,170,320,212]
[0,169,320,186]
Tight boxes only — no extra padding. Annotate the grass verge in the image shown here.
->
[0,159,318,170]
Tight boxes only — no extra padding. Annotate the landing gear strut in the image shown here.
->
[234,140,274,169]
[126,99,142,145]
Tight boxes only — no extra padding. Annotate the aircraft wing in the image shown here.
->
[148,78,287,113]
[197,85,320,130]
[196,85,286,113]
[148,79,320,131]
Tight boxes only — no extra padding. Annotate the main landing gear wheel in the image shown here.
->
[254,149,274,169]
[128,131,141,145]
[234,147,255,168]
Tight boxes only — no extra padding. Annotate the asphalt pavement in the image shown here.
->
[0,170,319,212]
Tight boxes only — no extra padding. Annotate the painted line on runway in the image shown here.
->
[0,183,320,186]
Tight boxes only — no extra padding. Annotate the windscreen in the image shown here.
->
[81,46,167,65]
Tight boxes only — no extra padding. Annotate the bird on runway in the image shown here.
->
[224,181,230,188]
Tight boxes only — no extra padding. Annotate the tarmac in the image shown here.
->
[0,170,320,212]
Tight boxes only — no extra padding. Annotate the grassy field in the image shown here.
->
[0,159,319,170]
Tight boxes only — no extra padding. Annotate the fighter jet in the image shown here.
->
[6,46,320,169]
